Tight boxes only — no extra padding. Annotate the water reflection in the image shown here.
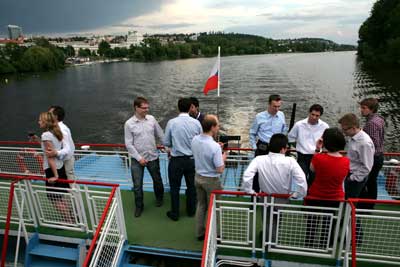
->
[353,62,400,151]
[1,52,400,151]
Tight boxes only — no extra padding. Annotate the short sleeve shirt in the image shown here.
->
[41,131,64,170]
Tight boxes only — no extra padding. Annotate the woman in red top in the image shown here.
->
[304,128,350,249]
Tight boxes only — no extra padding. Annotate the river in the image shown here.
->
[1,51,399,151]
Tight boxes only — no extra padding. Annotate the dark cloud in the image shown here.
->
[0,0,172,34]
[112,23,144,28]
[112,22,195,30]
[147,23,196,30]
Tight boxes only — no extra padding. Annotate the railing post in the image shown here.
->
[1,180,17,267]
[83,186,117,267]
[348,200,357,267]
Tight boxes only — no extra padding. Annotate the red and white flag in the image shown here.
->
[203,48,220,96]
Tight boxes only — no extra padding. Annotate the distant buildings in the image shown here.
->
[126,31,143,47]
[8,25,23,40]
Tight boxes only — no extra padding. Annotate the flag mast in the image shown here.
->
[217,46,220,97]
[217,46,221,117]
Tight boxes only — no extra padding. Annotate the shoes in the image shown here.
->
[166,211,178,221]
[135,207,143,217]
[187,210,196,217]
[197,235,205,241]
[156,199,163,207]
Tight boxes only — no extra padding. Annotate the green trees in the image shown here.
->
[0,40,66,74]
[358,0,400,67]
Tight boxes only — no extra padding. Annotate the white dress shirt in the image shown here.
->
[288,118,329,154]
[242,152,307,197]
[57,121,75,161]
[347,130,375,182]
[124,114,164,161]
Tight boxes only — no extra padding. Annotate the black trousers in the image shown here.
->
[359,154,384,209]
[252,141,269,192]
[168,156,196,218]
[304,199,340,249]
[297,152,315,188]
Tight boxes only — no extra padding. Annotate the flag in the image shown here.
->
[203,53,220,96]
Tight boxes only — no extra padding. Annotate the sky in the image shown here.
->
[0,0,376,44]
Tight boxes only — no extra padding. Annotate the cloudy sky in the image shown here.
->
[0,0,376,44]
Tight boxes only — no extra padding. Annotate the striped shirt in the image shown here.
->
[363,113,384,155]
[124,114,164,161]
[347,130,375,182]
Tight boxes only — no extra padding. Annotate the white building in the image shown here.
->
[126,31,143,47]
[8,25,23,40]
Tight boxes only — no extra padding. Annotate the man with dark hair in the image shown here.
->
[338,113,375,198]
[249,94,287,192]
[242,133,307,197]
[164,98,202,221]
[125,97,165,217]
[288,104,329,186]
[189,97,205,123]
[359,98,384,208]
[191,114,226,240]
[46,105,76,180]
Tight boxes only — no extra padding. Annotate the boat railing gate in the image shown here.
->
[342,198,400,267]
[0,174,127,267]
[202,191,400,267]
[0,142,400,200]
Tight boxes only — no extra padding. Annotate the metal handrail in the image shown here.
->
[0,180,17,267]
[83,186,117,267]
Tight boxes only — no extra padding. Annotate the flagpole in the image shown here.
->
[217,46,220,117]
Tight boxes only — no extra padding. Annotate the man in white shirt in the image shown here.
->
[288,104,329,186]
[242,133,307,198]
[46,106,76,180]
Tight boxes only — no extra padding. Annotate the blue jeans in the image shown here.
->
[131,158,164,209]
[168,156,196,218]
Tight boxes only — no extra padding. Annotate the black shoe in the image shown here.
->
[135,207,143,217]
[197,235,205,241]
[156,199,163,207]
[187,210,195,217]
[166,211,178,221]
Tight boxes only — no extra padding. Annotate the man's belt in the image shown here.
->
[256,140,269,151]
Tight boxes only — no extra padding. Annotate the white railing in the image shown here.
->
[342,199,400,267]
[88,199,126,267]
[1,145,400,199]
[203,191,400,267]
[0,174,127,267]
[202,194,217,267]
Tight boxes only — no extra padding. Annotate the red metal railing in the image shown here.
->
[0,180,17,267]
[0,173,121,267]
[347,198,400,267]
[82,186,117,267]
[1,141,400,156]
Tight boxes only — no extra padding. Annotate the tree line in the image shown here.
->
[358,0,400,68]
[0,38,67,74]
[0,33,356,74]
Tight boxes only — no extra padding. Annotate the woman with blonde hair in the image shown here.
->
[38,112,72,223]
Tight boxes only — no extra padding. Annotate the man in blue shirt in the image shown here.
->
[164,98,203,221]
[192,114,227,240]
[249,94,287,192]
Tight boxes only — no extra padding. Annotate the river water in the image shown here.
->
[1,51,399,151]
